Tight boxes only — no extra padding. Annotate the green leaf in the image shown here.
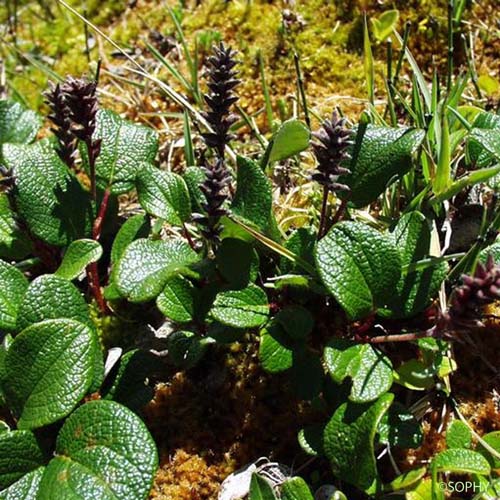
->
[183,166,206,213]
[0,194,32,260]
[265,120,310,165]
[382,212,447,319]
[298,424,325,457]
[324,339,393,403]
[280,227,316,274]
[3,140,92,246]
[115,238,199,302]
[378,401,423,449]
[370,10,399,41]
[393,359,436,390]
[280,477,314,500]
[0,260,28,332]
[111,213,150,265]
[4,319,97,429]
[478,75,500,96]
[259,323,293,373]
[386,467,426,492]
[166,330,207,369]
[55,239,102,280]
[323,393,394,491]
[232,156,272,232]
[478,431,500,468]
[136,163,191,224]
[102,349,159,412]
[275,306,313,340]
[433,449,490,475]
[216,238,259,289]
[0,431,44,489]
[479,238,500,263]
[341,126,424,207]
[0,466,43,500]
[16,274,92,331]
[467,112,500,167]
[156,275,196,323]
[38,400,158,500]
[83,109,159,194]
[290,349,323,401]
[0,100,41,147]
[249,473,277,500]
[210,284,269,328]
[446,420,472,449]
[315,221,401,320]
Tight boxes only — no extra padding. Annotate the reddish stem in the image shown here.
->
[87,188,111,315]
[317,185,329,240]
[92,188,110,240]
[86,262,107,313]
[182,222,196,251]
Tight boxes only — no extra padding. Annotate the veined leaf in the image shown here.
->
[115,238,199,302]
[55,239,102,280]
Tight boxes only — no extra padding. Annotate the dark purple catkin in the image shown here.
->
[449,254,500,322]
[201,42,240,160]
[44,82,78,169]
[194,43,240,243]
[60,77,101,199]
[311,111,352,192]
[60,77,100,147]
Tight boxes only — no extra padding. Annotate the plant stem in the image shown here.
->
[182,222,196,251]
[92,188,110,240]
[317,185,329,240]
[367,327,436,344]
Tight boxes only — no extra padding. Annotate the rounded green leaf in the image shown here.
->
[55,239,103,281]
[0,194,32,260]
[298,424,325,457]
[378,401,423,449]
[111,214,150,265]
[167,330,207,369]
[4,319,97,429]
[3,140,92,247]
[340,126,424,207]
[0,431,44,490]
[446,420,472,449]
[249,473,276,500]
[16,275,92,331]
[0,100,41,146]
[136,163,191,224]
[382,211,447,319]
[216,238,259,289]
[0,466,44,500]
[115,238,199,302]
[386,467,426,493]
[210,284,269,328]
[275,306,313,340]
[433,449,491,475]
[156,275,196,323]
[0,260,28,332]
[323,393,394,492]
[478,431,500,468]
[280,477,314,500]
[38,400,158,500]
[316,221,401,320]
[266,119,310,164]
[232,156,272,232]
[259,323,293,373]
[84,109,159,194]
[324,339,393,403]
